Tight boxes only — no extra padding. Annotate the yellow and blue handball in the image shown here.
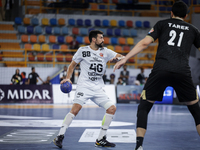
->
[60,81,72,93]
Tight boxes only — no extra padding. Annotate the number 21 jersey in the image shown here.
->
[72,46,117,90]
[147,18,200,75]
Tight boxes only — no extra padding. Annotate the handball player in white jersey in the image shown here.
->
[53,30,124,148]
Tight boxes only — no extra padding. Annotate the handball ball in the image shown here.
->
[60,81,72,93]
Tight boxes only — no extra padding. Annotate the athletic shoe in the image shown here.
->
[53,135,64,148]
[95,135,116,147]
[135,146,143,150]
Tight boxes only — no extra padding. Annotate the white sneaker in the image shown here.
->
[135,146,143,150]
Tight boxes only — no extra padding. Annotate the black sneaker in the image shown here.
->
[53,135,64,148]
[95,135,115,147]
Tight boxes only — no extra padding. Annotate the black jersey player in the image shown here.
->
[114,1,200,150]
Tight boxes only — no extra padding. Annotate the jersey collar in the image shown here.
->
[88,45,103,51]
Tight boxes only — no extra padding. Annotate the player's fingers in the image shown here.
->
[60,79,67,84]
[113,64,119,72]
[114,61,124,72]
[68,80,72,84]
[64,79,72,84]
[113,65,116,72]
[60,80,64,84]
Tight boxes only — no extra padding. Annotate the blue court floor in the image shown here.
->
[0,103,200,150]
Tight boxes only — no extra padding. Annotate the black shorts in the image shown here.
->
[141,71,198,102]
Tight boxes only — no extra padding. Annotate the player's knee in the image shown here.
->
[187,102,200,126]
[106,105,116,115]
[137,100,153,117]
[70,110,79,116]
[70,108,80,116]
[137,99,154,129]
[70,103,82,116]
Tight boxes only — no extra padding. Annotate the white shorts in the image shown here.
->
[73,86,114,110]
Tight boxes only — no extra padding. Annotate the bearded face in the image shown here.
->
[95,34,104,48]
[95,41,103,47]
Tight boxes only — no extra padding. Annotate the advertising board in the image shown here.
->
[0,85,53,103]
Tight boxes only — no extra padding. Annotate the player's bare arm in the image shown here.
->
[109,53,125,63]
[61,60,77,84]
[39,77,44,83]
[113,36,153,72]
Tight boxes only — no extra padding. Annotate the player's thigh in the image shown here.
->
[92,88,115,110]
[172,74,198,102]
[73,86,93,106]
[142,71,169,101]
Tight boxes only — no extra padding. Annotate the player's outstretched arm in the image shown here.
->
[113,36,153,72]
[39,77,44,84]
[109,53,125,63]
[27,78,30,85]
[61,60,77,84]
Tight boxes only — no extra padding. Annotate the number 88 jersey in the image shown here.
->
[72,46,117,90]
[147,18,200,75]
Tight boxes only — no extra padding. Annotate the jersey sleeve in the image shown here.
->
[147,21,162,41]
[193,29,200,49]
[72,47,83,63]
[106,48,117,62]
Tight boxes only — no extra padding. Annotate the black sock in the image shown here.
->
[135,137,144,149]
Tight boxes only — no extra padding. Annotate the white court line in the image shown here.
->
[0,115,50,119]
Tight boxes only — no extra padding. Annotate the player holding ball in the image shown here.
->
[53,30,124,148]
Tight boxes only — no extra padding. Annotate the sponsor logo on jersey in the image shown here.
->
[148,28,154,34]
[89,77,98,81]
[77,92,84,98]
[99,53,103,57]
[88,72,103,76]
[90,57,102,62]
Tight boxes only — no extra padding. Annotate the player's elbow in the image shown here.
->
[140,37,153,48]
[141,43,149,49]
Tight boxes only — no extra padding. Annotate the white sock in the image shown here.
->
[97,113,114,140]
[58,112,75,136]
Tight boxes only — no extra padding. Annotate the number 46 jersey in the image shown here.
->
[72,46,117,90]
[147,18,200,76]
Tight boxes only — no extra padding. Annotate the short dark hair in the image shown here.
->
[172,1,188,18]
[31,67,35,71]
[89,30,103,43]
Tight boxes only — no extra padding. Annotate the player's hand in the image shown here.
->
[109,56,125,63]
[113,58,126,72]
[60,78,72,84]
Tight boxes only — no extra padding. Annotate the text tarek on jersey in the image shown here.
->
[168,23,189,30]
